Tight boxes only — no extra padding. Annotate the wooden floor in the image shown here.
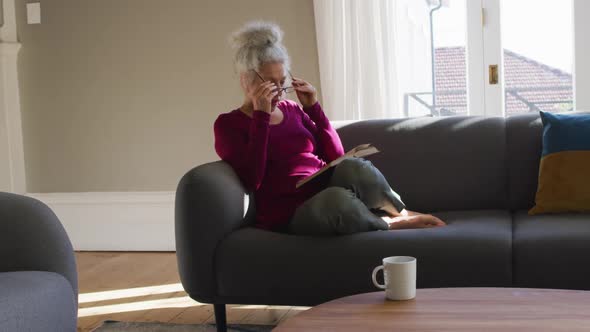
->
[76,252,309,331]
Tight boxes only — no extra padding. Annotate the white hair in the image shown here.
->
[230,21,291,83]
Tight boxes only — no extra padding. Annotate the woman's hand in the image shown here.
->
[292,77,318,109]
[241,74,279,114]
[387,214,446,230]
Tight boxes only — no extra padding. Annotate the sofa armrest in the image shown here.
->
[0,192,78,299]
[175,161,250,303]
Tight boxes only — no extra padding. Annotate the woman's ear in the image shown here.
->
[240,72,255,94]
[239,73,248,92]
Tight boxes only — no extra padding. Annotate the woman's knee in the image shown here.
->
[292,186,388,235]
[331,158,404,213]
[332,157,384,191]
[289,187,353,235]
[336,157,374,174]
[332,158,376,186]
[310,186,357,212]
[324,187,389,233]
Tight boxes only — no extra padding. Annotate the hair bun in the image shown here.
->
[230,21,284,50]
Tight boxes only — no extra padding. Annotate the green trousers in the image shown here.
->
[288,157,406,236]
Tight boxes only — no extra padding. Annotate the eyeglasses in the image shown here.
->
[253,69,295,94]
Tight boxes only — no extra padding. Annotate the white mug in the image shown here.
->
[372,256,416,300]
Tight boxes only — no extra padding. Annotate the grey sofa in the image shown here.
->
[175,112,590,331]
[0,192,78,332]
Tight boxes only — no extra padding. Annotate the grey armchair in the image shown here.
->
[0,192,78,332]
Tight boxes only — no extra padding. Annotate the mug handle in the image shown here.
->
[372,266,386,289]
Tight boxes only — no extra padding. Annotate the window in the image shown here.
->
[405,0,574,117]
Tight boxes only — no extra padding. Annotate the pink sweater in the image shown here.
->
[214,100,345,231]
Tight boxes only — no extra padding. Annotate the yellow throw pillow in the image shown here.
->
[529,111,590,215]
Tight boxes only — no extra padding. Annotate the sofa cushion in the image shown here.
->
[336,116,508,212]
[513,210,590,290]
[0,271,77,332]
[506,113,543,210]
[215,210,512,306]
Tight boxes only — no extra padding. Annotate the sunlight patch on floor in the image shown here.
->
[79,283,185,303]
[78,296,204,317]
[77,282,311,319]
[234,305,311,310]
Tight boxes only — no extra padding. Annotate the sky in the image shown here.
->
[433,0,573,73]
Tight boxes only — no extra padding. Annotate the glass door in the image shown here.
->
[500,0,574,115]
[399,0,575,117]
[432,0,469,116]
[481,0,574,116]
[402,0,483,117]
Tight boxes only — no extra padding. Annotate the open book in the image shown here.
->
[295,143,380,189]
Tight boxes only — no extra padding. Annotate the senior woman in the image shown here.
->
[214,21,445,235]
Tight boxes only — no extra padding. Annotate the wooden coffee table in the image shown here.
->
[274,288,590,331]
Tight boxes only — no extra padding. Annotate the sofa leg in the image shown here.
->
[214,303,227,332]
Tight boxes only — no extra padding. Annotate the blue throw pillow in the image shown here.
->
[529,111,590,214]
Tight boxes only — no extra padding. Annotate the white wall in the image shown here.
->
[15,0,321,193]
[574,0,590,110]
[13,0,320,251]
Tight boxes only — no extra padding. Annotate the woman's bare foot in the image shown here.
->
[382,213,446,230]
[400,209,423,217]
[381,207,425,218]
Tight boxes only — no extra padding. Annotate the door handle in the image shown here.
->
[489,65,499,85]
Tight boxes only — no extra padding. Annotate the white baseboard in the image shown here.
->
[27,192,175,251]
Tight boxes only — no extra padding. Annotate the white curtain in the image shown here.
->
[313,0,433,120]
